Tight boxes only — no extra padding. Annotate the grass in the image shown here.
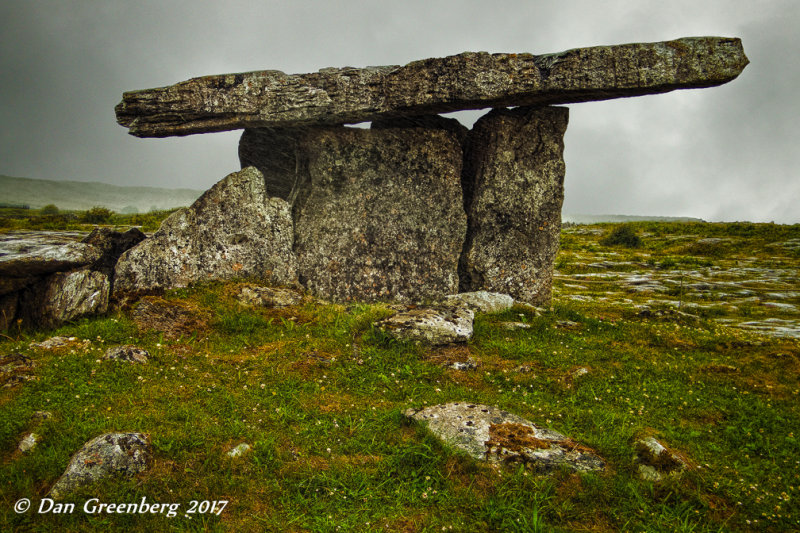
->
[1,222,799,531]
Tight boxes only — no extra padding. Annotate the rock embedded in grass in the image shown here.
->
[103,345,150,364]
[18,433,39,453]
[226,443,251,458]
[634,436,688,481]
[49,432,151,500]
[234,284,303,308]
[375,305,473,345]
[443,291,515,314]
[406,403,604,473]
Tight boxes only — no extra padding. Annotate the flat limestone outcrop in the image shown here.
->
[114,167,297,294]
[406,403,604,473]
[116,37,747,137]
[293,127,466,302]
[460,106,569,304]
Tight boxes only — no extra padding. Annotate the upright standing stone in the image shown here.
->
[460,106,568,304]
[293,126,466,302]
[114,167,297,294]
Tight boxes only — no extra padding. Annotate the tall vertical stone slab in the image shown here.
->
[460,106,569,304]
[293,127,466,302]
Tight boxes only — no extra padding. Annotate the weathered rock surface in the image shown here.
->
[18,433,39,453]
[227,443,251,458]
[49,432,151,499]
[460,106,568,304]
[1,353,35,388]
[444,291,515,314]
[0,231,99,282]
[30,336,89,350]
[293,127,466,302]
[104,345,150,364]
[116,37,748,137]
[81,227,146,282]
[634,436,688,481]
[234,284,303,308]
[371,114,470,147]
[114,167,297,294]
[238,128,307,202]
[406,403,604,473]
[19,270,110,328]
[132,296,208,339]
[375,305,474,345]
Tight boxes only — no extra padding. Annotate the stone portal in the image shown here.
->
[108,37,748,305]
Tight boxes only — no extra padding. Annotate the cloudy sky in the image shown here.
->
[1,1,798,223]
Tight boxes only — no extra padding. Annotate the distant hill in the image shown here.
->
[0,175,204,213]
[563,214,705,224]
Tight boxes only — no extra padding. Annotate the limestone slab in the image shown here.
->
[116,37,748,137]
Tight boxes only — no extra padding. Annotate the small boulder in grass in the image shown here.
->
[634,436,689,481]
[227,443,251,458]
[104,345,150,364]
[443,291,514,314]
[235,285,303,308]
[18,433,39,453]
[375,305,474,345]
[49,432,151,500]
[406,403,605,473]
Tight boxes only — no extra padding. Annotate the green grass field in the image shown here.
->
[1,222,799,531]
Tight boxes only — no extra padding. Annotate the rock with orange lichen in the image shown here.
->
[406,402,604,473]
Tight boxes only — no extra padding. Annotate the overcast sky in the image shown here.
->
[1,1,798,223]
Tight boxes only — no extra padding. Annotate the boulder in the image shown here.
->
[293,127,466,302]
[49,432,150,499]
[116,37,748,137]
[114,167,297,294]
[375,305,473,345]
[18,433,39,453]
[227,443,251,458]
[81,227,146,282]
[443,291,514,314]
[0,231,100,281]
[460,106,568,304]
[634,436,688,481]
[18,270,110,328]
[103,345,150,364]
[406,403,604,473]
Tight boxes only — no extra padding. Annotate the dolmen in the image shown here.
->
[108,37,747,305]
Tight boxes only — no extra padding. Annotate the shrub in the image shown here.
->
[40,204,59,215]
[81,206,114,224]
[600,225,642,248]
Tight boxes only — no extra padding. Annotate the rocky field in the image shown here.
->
[1,221,798,532]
